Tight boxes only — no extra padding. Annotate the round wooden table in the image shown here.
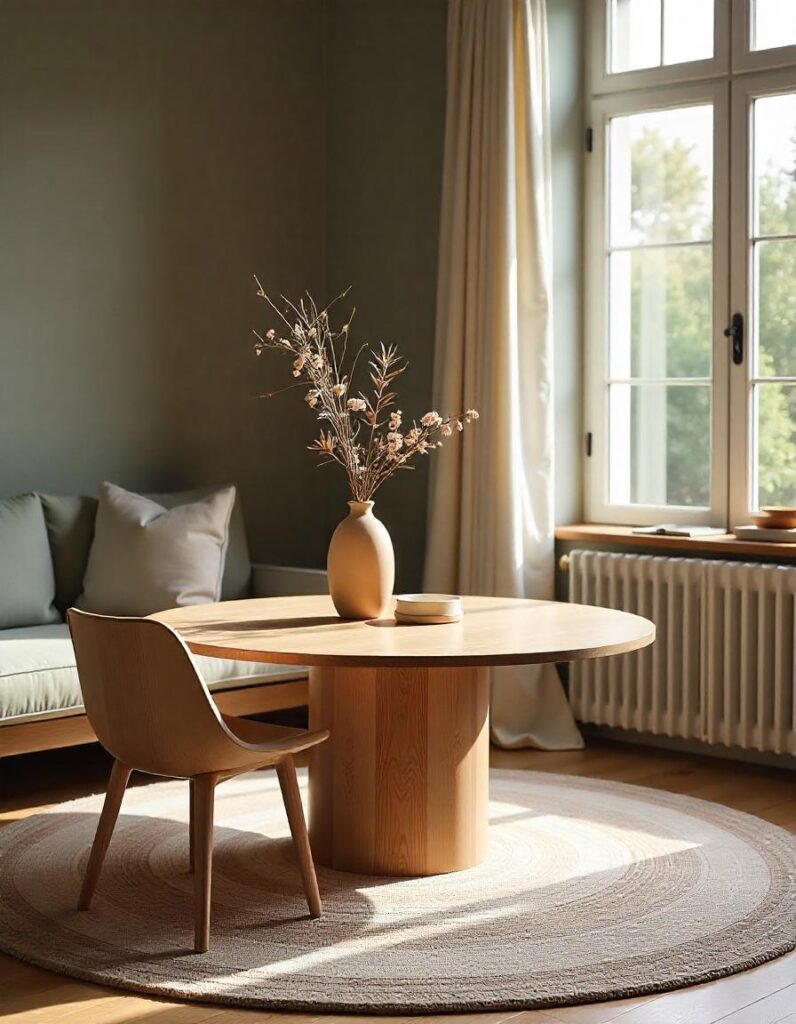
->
[154,594,655,877]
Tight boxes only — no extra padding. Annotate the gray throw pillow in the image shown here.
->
[77,482,236,616]
[40,487,251,613]
[0,493,61,628]
[148,487,251,602]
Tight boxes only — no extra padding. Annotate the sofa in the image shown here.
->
[0,489,317,758]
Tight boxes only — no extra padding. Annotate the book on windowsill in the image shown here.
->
[631,524,727,538]
[732,525,796,543]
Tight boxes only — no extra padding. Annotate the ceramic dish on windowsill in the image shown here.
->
[733,507,796,543]
[751,507,796,530]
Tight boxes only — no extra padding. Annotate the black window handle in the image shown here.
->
[724,313,744,365]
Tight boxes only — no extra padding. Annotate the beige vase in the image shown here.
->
[327,501,395,619]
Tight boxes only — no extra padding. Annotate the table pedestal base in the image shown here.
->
[308,664,489,876]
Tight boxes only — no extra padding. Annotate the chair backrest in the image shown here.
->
[67,608,239,778]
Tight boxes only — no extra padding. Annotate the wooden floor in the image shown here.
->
[1,739,794,1024]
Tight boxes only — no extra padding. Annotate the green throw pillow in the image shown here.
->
[38,494,99,613]
[0,493,61,628]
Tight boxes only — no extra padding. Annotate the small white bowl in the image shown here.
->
[395,593,463,618]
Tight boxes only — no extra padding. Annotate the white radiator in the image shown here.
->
[568,550,796,757]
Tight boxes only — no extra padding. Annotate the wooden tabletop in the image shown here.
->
[152,594,655,668]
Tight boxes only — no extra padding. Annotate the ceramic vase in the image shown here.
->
[327,501,395,619]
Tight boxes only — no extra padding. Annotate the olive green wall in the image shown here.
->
[325,0,448,590]
[0,0,582,582]
[549,0,585,526]
[0,0,328,567]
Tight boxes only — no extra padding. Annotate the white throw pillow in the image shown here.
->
[77,482,236,616]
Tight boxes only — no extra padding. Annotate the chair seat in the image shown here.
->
[220,714,306,746]
[217,714,328,773]
[0,624,307,725]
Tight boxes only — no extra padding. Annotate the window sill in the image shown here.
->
[555,524,796,561]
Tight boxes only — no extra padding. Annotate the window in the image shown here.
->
[586,0,796,526]
[730,72,796,518]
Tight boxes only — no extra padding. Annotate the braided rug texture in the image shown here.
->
[0,769,793,1013]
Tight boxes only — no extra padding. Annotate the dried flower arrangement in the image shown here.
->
[253,279,478,502]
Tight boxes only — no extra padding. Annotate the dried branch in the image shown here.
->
[252,285,478,501]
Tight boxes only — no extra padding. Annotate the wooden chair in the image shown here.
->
[66,608,328,953]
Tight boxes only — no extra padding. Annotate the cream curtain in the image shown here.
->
[424,0,583,750]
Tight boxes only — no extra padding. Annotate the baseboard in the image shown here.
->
[581,723,796,771]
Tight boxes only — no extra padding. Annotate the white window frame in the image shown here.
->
[586,0,796,527]
[585,80,730,526]
[589,0,730,95]
[729,66,796,523]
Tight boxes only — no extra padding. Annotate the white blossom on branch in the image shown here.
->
[252,281,478,501]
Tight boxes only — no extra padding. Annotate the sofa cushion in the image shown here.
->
[78,482,237,616]
[0,494,61,630]
[0,624,307,725]
[40,486,252,615]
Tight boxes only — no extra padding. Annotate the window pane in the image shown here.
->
[755,383,796,507]
[663,0,713,65]
[610,105,713,246]
[611,0,662,73]
[754,93,796,237]
[756,240,796,378]
[609,384,711,506]
[752,0,796,52]
[609,246,712,378]
[610,0,713,73]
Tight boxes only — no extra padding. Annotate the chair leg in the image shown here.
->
[78,759,132,911]
[192,773,217,953]
[276,756,322,919]
[188,778,196,873]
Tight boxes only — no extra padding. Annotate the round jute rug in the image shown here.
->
[0,769,793,1014]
